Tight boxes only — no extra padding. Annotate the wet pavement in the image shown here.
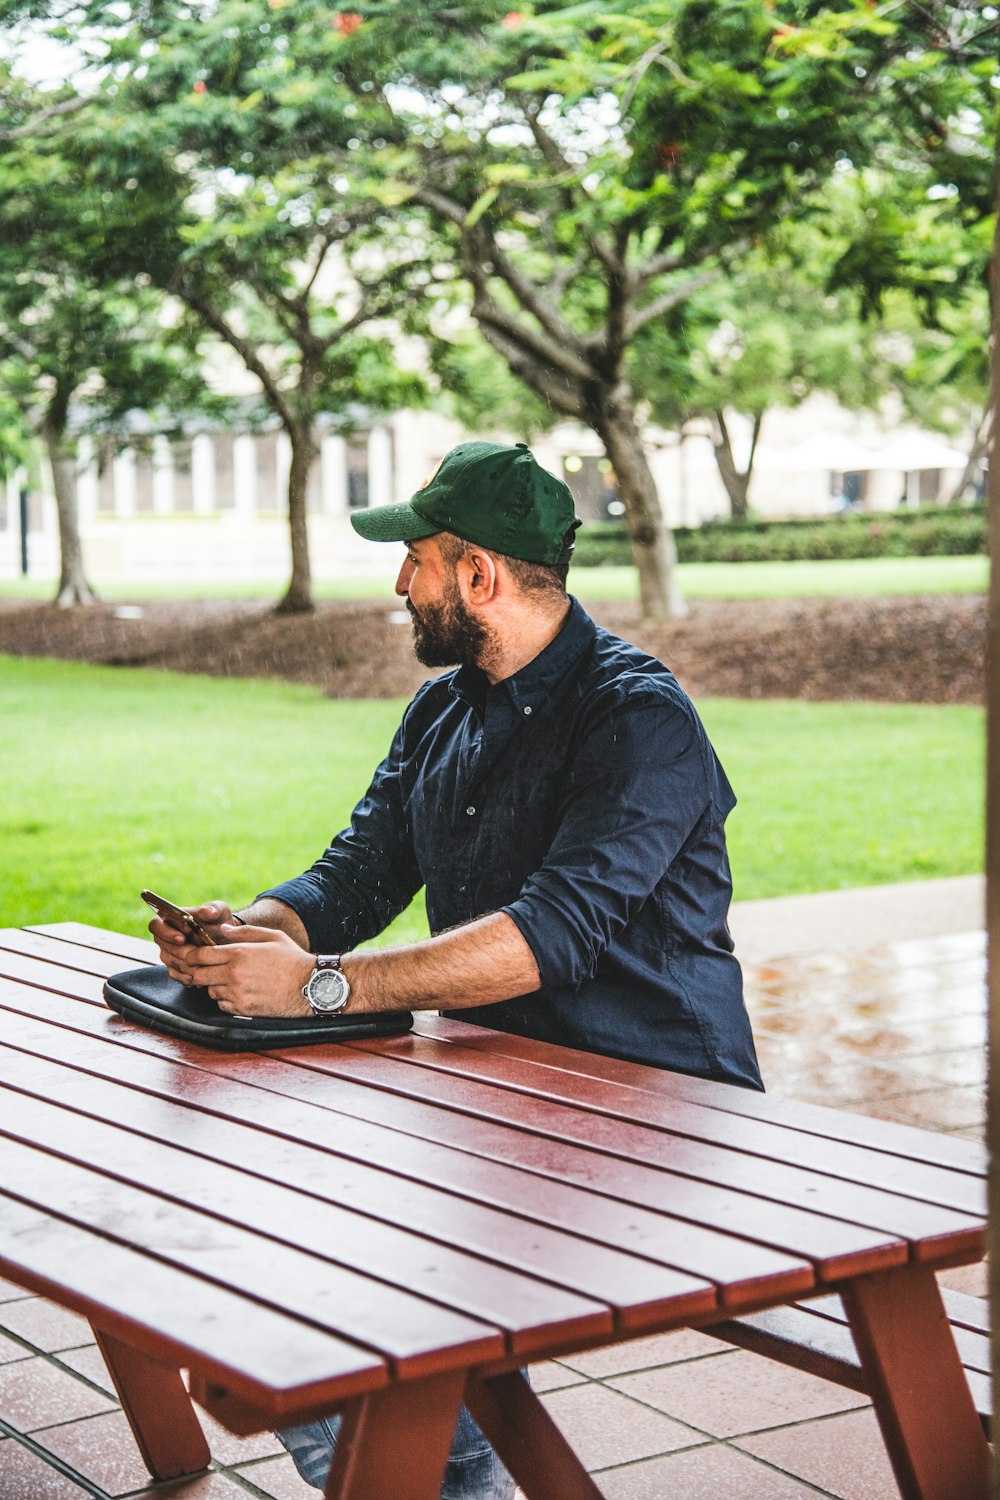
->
[0,900,987,1499]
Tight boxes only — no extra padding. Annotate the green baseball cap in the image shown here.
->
[350,440,581,565]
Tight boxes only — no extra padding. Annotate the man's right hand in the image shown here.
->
[149,901,238,984]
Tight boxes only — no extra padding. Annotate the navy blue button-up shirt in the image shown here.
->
[264,599,762,1089]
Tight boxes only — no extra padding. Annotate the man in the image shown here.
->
[151,438,761,1496]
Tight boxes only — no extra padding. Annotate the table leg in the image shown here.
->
[465,1370,604,1500]
[323,1370,466,1500]
[91,1325,211,1480]
[841,1266,989,1500]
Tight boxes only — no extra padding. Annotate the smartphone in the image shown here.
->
[141,889,218,947]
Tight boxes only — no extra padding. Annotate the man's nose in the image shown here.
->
[395,557,414,597]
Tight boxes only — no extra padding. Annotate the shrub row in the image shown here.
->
[572,507,987,567]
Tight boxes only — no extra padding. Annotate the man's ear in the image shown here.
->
[459,547,498,604]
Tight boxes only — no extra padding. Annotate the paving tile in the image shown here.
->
[0,1277,32,1303]
[35,1408,158,1495]
[0,1330,32,1365]
[56,1343,115,1393]
[735,1405,901,1499]
[0,1354,116,1431]
[233,1451,323,1498]
[939,1260,988,1297]
[526,1359,586,1393]
[559,1328,731,1378]
[0,1297,93,1353]
[833,1013,985,1059]
[864,1085,984,1132]
[0,1436,93,1497]
[129,1475,250,1498]
[541,1382,702,1470]
[608,1349,869,1439]
[194,1402,286,1464]
[886,1047,987,1087]
[596,1439,827,1498]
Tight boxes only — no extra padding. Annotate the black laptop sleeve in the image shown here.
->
[103,964,412,1052]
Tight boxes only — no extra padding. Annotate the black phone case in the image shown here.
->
[103,965,412,1052]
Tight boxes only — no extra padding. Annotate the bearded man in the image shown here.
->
[150,438,761,1497]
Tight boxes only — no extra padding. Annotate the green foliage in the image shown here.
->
[574,507,988,566]
[0,657,983,936]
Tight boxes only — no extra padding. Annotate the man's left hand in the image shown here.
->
[183,924,315,1016]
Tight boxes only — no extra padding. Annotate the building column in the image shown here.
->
[322,434,348,516]
[233,434,258,517]
[367,424,393,508]
[152,435,174,516]
[113,447,137,518]
[191,433,215,515]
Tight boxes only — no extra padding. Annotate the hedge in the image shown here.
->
[572,507,987,567]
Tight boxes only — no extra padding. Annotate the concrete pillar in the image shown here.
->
[113,447,137,518]
[368,424,393,508]
[191,433,215,515]
[233,433,258,516]
[152,435,174,516]
[322,433,348,516]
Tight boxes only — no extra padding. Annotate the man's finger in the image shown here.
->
[217,923,276,944]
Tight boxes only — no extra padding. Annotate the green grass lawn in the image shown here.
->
[1,552,987,605]
[1,656,983,941]
[571,554,989,602]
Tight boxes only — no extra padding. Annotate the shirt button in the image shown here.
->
[523,705,532,716]
[466,806,476,816]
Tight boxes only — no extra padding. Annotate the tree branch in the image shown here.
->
[625,268,725,338]
[173,279,297,432]
[477,321,587,422]
[0,94,89,142]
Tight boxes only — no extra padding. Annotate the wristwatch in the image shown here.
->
[302,955,350,1014]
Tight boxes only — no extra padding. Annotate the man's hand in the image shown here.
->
[178,924,315,1017]
[149,901,238,983]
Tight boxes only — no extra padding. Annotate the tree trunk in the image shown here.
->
[595,402,685,621]
[949,401,991,503]
[710,409,760,522]
[275,423,317,615]
[42,422,98,608]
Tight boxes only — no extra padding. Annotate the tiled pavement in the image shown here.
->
[0,927,987,1499]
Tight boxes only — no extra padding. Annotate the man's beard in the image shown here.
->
[408,580,489,669]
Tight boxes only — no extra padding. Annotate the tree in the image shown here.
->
[53,26,434,614]
[249,0,992,617]
[0,65,215,605]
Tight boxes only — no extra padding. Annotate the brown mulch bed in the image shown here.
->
[0,589,985,704]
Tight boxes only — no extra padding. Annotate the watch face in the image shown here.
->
[307,967,349,1012]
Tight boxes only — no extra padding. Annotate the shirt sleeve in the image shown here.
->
[502,693,723,991]
[259,710,423,954]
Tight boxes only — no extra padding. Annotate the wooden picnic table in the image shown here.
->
[0,921,988,1500]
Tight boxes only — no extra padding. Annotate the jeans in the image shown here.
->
[277,1399,515,1499]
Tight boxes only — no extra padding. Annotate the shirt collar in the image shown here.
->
[450,597,596,715]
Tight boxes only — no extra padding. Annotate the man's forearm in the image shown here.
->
[237,897,310,948]
[342,911,541,1014]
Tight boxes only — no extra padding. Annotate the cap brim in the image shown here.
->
[350,501,439,544]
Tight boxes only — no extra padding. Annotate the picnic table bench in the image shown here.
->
[0,921,989,1500]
